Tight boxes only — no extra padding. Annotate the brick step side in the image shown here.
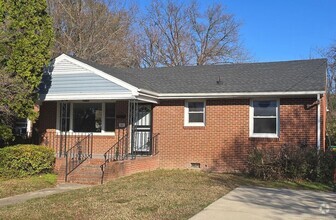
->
[54,156,160,185]
[103,155,159,183]
[54,158,66,183]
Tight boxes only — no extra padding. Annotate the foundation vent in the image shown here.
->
[191,163,201,169]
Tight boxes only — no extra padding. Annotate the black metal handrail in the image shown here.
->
[100,133,129,184]
[65,133,93,182]
[100,133,160,184]
[103,133,129,163]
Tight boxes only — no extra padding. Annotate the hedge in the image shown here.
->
[247,144,336,184]
[0,145,55,178]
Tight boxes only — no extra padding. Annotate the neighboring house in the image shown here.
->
[36,54,327,183]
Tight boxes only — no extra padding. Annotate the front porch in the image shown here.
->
[37,100,158,158]
[35,100,159,184]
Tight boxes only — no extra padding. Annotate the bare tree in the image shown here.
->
[319,41,336,145]
[326,42,336,94]
[140,0,192,67]
[140,0,248,67]
[189,2,246,65]
[48,0,139,67]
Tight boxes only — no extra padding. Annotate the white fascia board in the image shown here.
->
[136,90,159,103]
[136,95,158,104]
[145,91,326,99]
[43,93,135,101]
[53,54,139,96]
[138,89,325,99]
[138,89,159,96]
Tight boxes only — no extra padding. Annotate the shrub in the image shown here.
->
[247,145,336,184]
[0,145,55,178]
[247,146,281,180]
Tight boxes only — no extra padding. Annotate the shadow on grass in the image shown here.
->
[209,173,334,192]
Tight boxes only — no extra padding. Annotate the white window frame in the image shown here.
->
[56,101,116,136]
[249,99,280,138]
[184,100,206,127]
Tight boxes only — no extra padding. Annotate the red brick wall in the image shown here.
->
[103,156,159,182]
[152,98,320,172]
[39,97,324,173]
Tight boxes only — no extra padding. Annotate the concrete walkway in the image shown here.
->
[190,187,336,220]
[0,183,89,207]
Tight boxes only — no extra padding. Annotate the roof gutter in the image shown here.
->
[138,89,325,100]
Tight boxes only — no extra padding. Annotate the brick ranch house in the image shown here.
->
[35,54,327,184]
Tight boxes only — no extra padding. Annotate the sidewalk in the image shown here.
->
[0,183,89,207]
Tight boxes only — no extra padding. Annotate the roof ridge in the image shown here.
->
[63,54,327,71]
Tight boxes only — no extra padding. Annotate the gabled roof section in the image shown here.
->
[71,56,327,96]
[39,54,139,101]
[40,54,327,101]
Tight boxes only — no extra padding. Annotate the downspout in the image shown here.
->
[317,94,321,151]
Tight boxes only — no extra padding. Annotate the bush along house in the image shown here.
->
[36,54,327,184]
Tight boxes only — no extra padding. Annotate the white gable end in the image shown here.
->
[39,54,139,101]
[52,59,89,74]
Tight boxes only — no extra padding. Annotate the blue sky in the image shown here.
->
[137,0,336,62]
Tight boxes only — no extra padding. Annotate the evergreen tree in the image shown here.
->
[0,0,54,140]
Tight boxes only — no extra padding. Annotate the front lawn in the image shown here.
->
[0,174,57,199]
[0,170,332,220]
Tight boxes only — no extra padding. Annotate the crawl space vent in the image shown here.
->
[191,163,201,169]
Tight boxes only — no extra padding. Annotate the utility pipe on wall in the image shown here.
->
[317,94,321,151]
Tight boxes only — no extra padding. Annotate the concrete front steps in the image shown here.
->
[54,155,160,185]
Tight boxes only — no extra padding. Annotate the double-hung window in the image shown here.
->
[57,102,116,134]
[184,101,206,126]
[250,100,279,138]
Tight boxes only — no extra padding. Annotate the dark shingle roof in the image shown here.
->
[71,56,327,94]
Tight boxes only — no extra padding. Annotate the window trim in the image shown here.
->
[184,100,206,127]
[56,101,116,136]
[249,99,280,138]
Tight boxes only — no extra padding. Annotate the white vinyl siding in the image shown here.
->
[39,57,135,101]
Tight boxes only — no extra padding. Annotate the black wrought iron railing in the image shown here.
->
[65,133,93,182]
[100,134,129,184]
[104,134,129,162]
[100,133,160,184]
[34,131,90,158]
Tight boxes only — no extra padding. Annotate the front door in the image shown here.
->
[133,104,152,155]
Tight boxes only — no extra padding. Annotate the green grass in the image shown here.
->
[223,174,334,192]
[0,174,57,199]
[0,170,332,220]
